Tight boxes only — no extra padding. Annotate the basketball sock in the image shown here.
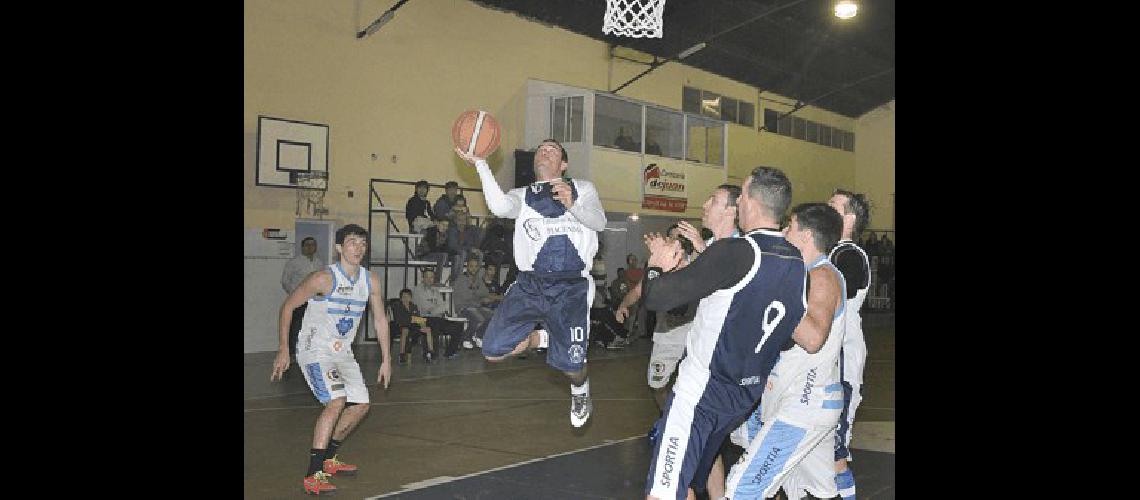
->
[571,378,589,396]
[308,449,327,476]
[836,468,856,500]
[326,439,342,460]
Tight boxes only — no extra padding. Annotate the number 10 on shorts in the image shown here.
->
[571,326,585,342]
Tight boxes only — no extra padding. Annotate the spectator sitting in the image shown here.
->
[479,219,512,267]
[405,180,437,233]
[452,255,497,350]
[614,126,637,152]
[390,288,434,365]
[645,133,663,156]
[433,181,462,223]
[482,263,505,301]
[450,195,470,224]
[446,211,483,284]
[411,268,465,359]
[416,217,452,280]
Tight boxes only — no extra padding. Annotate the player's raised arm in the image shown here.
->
[271,270,333,381]
[368,270,392,388]
[455,147,522,218]
[791,266,840,354]
[642,238,753,312]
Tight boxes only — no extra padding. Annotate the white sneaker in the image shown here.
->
[570,379,591,428]
[536,329,549,349]
[570,392,592,428]
[462,340,474,349]
[473,337,483,348]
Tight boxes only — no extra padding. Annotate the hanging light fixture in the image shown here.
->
[834,1,858,19]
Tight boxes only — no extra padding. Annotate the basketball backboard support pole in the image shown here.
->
[356,0,412,39]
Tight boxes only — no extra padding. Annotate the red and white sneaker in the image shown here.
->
[303,471,336,495]
[322,455,358,476]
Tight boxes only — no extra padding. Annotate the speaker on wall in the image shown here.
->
[514,149,535,188]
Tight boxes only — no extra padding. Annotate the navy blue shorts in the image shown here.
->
[481,271,592,373]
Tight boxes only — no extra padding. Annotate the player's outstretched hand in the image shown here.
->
[454,146,484,166]
[270,349,290,382]
[550,178,574,210]
[377,359,392,389]
[645,233,683,272]
[676,221,706,253]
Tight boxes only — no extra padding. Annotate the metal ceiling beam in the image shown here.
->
[356,0,412,39]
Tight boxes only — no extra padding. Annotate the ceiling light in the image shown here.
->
[834,1,858,19]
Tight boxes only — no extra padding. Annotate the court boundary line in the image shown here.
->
[244,397,655,413]
[362,434,643,499]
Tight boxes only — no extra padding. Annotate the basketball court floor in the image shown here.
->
[244,313,894,498]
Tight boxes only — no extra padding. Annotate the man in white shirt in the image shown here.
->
[281,237,325,360]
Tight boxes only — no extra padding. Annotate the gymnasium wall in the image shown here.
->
[855,100,895,232]
[244,0,890,228]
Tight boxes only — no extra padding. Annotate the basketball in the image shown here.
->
[452,110,501,158]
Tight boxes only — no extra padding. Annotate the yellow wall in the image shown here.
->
[855,100,895,232]
[245,0,880,230]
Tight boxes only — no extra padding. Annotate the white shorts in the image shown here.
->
[648,340,685,389]
[724,417,834,500]
[778,428,839,500]
[299,357,369,405]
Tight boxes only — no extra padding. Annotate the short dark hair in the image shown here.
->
[445,181,459,189]
[335,224,368,244]
[746,166,793,219]
[717,184,742,207]
[540,138,569,162]
[833,188,871,238]
[791,203,843,253]
[415,180,430,189]
[301,236,317,245]
[400,288,413,297]
[666,223,695,255]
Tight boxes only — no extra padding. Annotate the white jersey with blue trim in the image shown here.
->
[474,159,605,277]
[508,179,600,276]
[297,263,371,359]
[761,256,847,426]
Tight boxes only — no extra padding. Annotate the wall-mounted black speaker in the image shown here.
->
[514,149,535,188]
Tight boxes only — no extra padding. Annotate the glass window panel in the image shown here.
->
[805,121,818,143]
[701,90,721,118]
[686,115,724,166]
[707,121,724,166]
[833,129,845,149]
[720,96,738,123]
[739,101,755,128]
[594,94,643,153]
[777,112,792,135]
[569,96,584,142]
[552,97,567,142]
[645,107,684,159]
[792,117,806,140]
[844,131,855,152]
[682,86,702,115]
[819,125,832,147]
[764,109,779,132]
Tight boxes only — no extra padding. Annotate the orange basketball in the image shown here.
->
[452,110,501,158]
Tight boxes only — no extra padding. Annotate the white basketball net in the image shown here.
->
[603,0,666,38]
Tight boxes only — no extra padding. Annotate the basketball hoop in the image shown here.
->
[603,0,666,38]
[294,171,328,217]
